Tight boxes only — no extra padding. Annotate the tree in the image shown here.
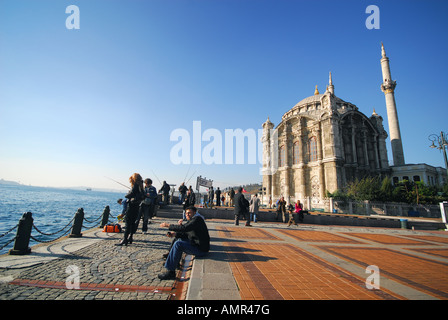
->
[327,176,448,204]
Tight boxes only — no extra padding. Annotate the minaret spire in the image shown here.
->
[380,43,405,166]
[328,71,334,95]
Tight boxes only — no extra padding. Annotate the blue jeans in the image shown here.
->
[250,213,257,222]
[164,239,208,271]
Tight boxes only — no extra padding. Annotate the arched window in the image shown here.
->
[308,137,317,162]
[279,145,286,167]
[293,142,300,164]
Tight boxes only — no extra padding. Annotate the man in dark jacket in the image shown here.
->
[234,187,250,226]
[159,181,170,205]
[158,206,210,280]
[215,187,222,206]
[208,186,214,208]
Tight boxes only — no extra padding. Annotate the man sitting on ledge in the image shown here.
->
[158,206,210,280]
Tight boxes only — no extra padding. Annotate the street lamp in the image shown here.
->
[428,131,448,177]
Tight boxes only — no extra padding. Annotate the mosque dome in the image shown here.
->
[293,94,324,108]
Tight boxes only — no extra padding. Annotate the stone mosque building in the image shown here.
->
[261,43,447,207]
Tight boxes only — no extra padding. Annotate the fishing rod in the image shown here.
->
[185,170,196,185]
[151,169,162,186]
[104,176,130,190]
[182,164,192,183]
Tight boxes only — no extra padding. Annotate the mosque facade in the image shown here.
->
[261,43,447,207]
[261,72,390,206]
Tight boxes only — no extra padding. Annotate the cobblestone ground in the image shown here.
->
[0,218,180,300]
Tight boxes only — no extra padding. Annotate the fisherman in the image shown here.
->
[159,181,170,205]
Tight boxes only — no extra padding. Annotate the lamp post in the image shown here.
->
[429,131,448,177]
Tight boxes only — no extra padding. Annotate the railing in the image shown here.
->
[0,206,115,255]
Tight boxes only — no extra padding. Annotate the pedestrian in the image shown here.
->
[230,188,235,207]
[215,187,221,206]
[137,178,157,234]
[276,197,286,222]
[249,193,260,222]
[268,196,272,209]
[178,182,187,204]
[158,206,210,280]
[159,181,170,205]
[116,173,144,246]
[208,187,214,208]
[234,187,250,226]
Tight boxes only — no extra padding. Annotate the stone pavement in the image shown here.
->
[0,216,189,300]
[1,207,448,301]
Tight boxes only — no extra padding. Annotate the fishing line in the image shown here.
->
[104,176,130,189]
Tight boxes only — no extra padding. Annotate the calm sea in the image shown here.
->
[0,184,124,255]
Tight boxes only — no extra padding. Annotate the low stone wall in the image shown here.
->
[155,205,446,230]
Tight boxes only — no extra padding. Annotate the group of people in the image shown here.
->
[204,186,220,208]
[232,188,261,226]
[116,173,158,246]
[178,182,196,209]
[115,173,211,281]
[204,187,238,208]
[115,173,308,282]
[275,197,305,226]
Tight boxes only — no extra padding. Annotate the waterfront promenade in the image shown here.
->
[1,205,448,301]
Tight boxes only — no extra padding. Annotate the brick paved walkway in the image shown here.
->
[214,223,448,300]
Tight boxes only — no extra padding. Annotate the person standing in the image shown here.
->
[215,187,221,207]
[230,188,235,207]
[208,186,214,208]
[249,193,260,222]
[116,173,144,246]
[138,178,157,233]
[234,187,250,226]
[276,197,286,222]
[159,181,170,205]
[179,182,187,204]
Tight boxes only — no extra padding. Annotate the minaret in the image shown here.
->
[328,72,334,95]
[380,43,405,166]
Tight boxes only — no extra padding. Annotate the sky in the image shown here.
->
[0,0,447,192]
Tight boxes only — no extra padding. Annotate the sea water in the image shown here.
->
[0,184,125,255]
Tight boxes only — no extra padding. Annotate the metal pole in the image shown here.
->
[441,131,448,177]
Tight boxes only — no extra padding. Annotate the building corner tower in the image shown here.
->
[380,43,405,166]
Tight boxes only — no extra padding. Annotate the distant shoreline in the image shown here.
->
[0,179,126,194]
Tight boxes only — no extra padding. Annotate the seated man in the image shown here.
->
[158,206,210,280]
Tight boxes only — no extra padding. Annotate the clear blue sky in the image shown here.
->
[1,0,447,191]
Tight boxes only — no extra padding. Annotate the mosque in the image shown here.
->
[261,43,447,206]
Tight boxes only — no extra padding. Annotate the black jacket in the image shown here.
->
[234,192,249,216]
[183,192,196,210]
[169,215,210,252]
[125,184,144,207]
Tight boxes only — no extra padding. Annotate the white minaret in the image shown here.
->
[328,71,334,95]
[380,43,405,166]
